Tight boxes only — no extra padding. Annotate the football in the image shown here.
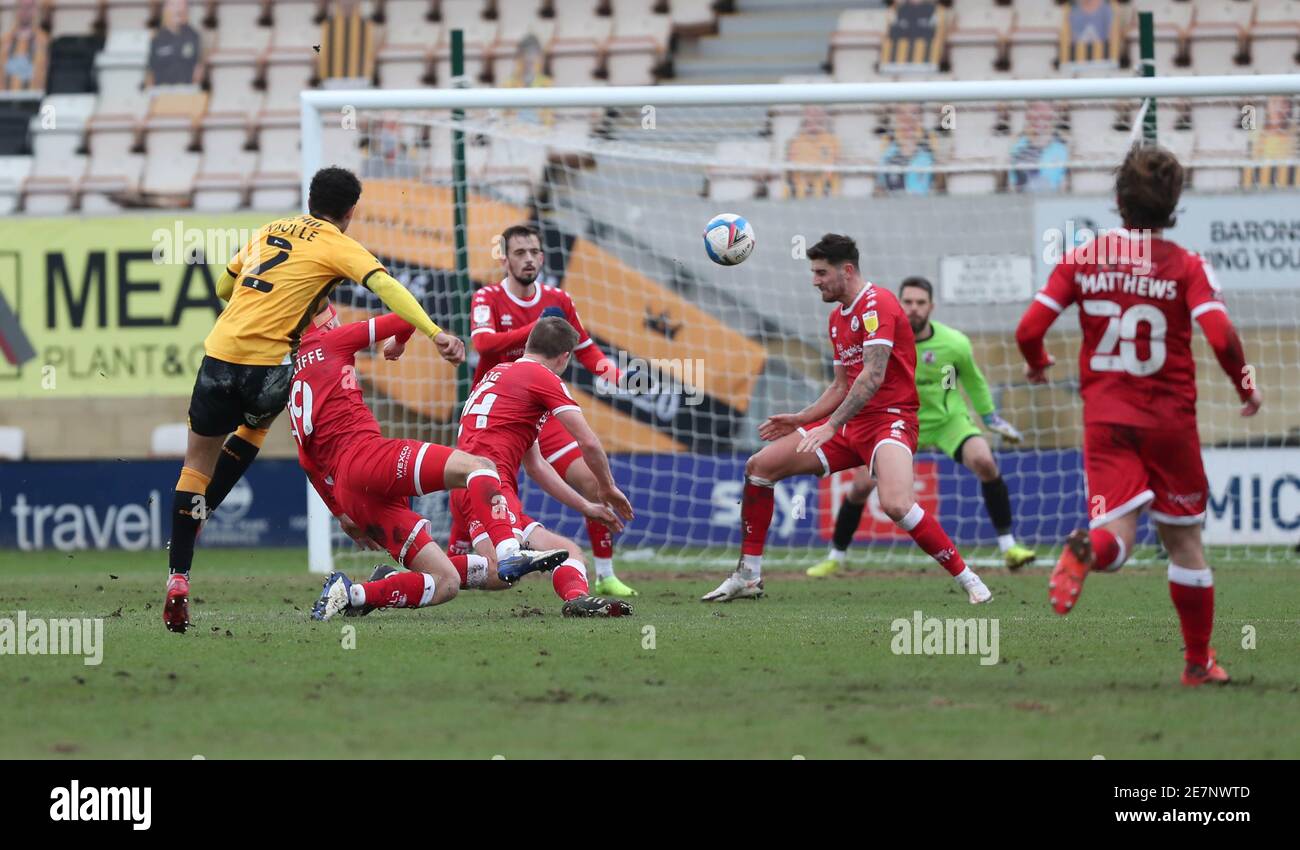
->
[703,213,756,266]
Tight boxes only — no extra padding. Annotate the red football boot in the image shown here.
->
[1181,648,1230,687]
[1048,529,1093,615]
[163,573,190,633]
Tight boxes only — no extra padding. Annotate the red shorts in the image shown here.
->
[1083,422,1207,528]
[448,478,541,555]
[799,411,919,477]
[333,437,455,566]
[537,415,582,478]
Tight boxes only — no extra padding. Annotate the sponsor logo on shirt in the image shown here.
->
[863,311,879,334]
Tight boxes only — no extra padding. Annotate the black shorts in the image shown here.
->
[187,355,292,437]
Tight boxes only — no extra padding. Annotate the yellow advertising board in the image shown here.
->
[0,212,285,398]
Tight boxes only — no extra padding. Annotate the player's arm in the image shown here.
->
[554,407,634,522]
[798,344,890,453]
[364,271,464,365]
[758,362,848,441]
[471,321,537,355]
[216,269,236,303]
[1015,264,1075,383]
[1194,302,1261,416]
[958,334,1022,443]
[522,441,625,533]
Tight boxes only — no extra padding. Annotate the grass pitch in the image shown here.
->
[2,547,1297,759]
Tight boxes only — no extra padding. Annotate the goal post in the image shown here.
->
[301,74,1300,574]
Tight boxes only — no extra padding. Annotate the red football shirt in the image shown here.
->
[470,279,599,384]
[288,313,415,482]
[827,282,919,419]
[456,357,581,478]
[1035,230,1225,428]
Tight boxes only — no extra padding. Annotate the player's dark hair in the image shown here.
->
[898,276,934,301]
[308,167,362,221]
[806,233,859,269]
[1115,144,1183,230]
[526,316,579,359]
[501,224,542,251]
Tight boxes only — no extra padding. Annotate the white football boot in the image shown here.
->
[701,572,764,602]
[956,570,993,605]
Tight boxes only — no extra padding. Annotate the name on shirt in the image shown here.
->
[294,346,325,373]
[1076,271,1179,300]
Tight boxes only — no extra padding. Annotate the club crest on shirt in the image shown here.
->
[473,304,491,325]
[850,315,860,332]
[863,311,879,334]
[924,350,936,364]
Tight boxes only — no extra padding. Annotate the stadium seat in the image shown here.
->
[22,176,78,212]
[249,110,301,209]
[667,0,714,33]
[0,154,32,213]
[29,93,93,180]
[141,92,206,199]
[207,50,261,113]
[48,0,101,37]
[0,425,25,460]
[1009,4,1064,78]
[377,44,433,88]
[438,0,495,47]
[102,0,155,32]
[82,112,145,210]
[1249,0,1300,72]
[383,0,438,44]
[270,0,320,49]
[150,423,188,457]
[1130,0,1194,72]
[94,28,151,118]
[948,2,1013,81]
[705,138,770,202]
[829,7,887,83]
[47,34,106,93]
[194,110,255,210]
[213,0,272,52]
[263,51,317,110]
[1189,0,1252,75]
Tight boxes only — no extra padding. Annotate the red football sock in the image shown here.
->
[897,504,966,577]
[740,477,775,557]
[1089,528,1124,572]
[466,469,515,550]
[449,553,490,589]
[361,571,434,609]
[552,559,588,601]
[1168,564,1214,667]
[587,518,614,560]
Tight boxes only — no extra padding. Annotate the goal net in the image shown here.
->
[302,76,1300,573]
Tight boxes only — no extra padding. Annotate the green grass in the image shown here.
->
[2,548,1297,759]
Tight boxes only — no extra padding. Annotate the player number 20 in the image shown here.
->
[1082,300,1167,376]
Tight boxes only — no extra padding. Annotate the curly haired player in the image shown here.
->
[1016,144,1261,686]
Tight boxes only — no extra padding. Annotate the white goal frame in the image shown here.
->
[300,73,1300,573]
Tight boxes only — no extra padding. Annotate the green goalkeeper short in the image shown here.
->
[918,413,983,463]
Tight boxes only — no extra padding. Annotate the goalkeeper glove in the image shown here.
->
[982,412,1023,444]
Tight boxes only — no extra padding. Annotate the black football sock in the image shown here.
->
[205,433,260,512]
[832,497,867,553]
[981,476,1014,537]
[168,467,211,576]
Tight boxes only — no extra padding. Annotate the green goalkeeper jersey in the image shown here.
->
[914,320,995,430]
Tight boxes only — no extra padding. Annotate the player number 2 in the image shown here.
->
[1082,300,1167,376]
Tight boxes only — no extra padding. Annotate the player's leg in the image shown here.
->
[1156,522,1227,686]
[561,455,637,597]
[524,525,632,617]
[807,466,874,577]
[1050,423,1150,614]
[702,424,837,602]
[954,432,1035,570]
[1144,427,1225,685]
[873,439,991,604]
[203,424,271,517]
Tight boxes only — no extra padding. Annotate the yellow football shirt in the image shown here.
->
[205,215,386,366]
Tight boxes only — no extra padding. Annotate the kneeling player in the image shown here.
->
[1016,145,1261,686]
[287,303,572,620]
[703,235,991,604]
